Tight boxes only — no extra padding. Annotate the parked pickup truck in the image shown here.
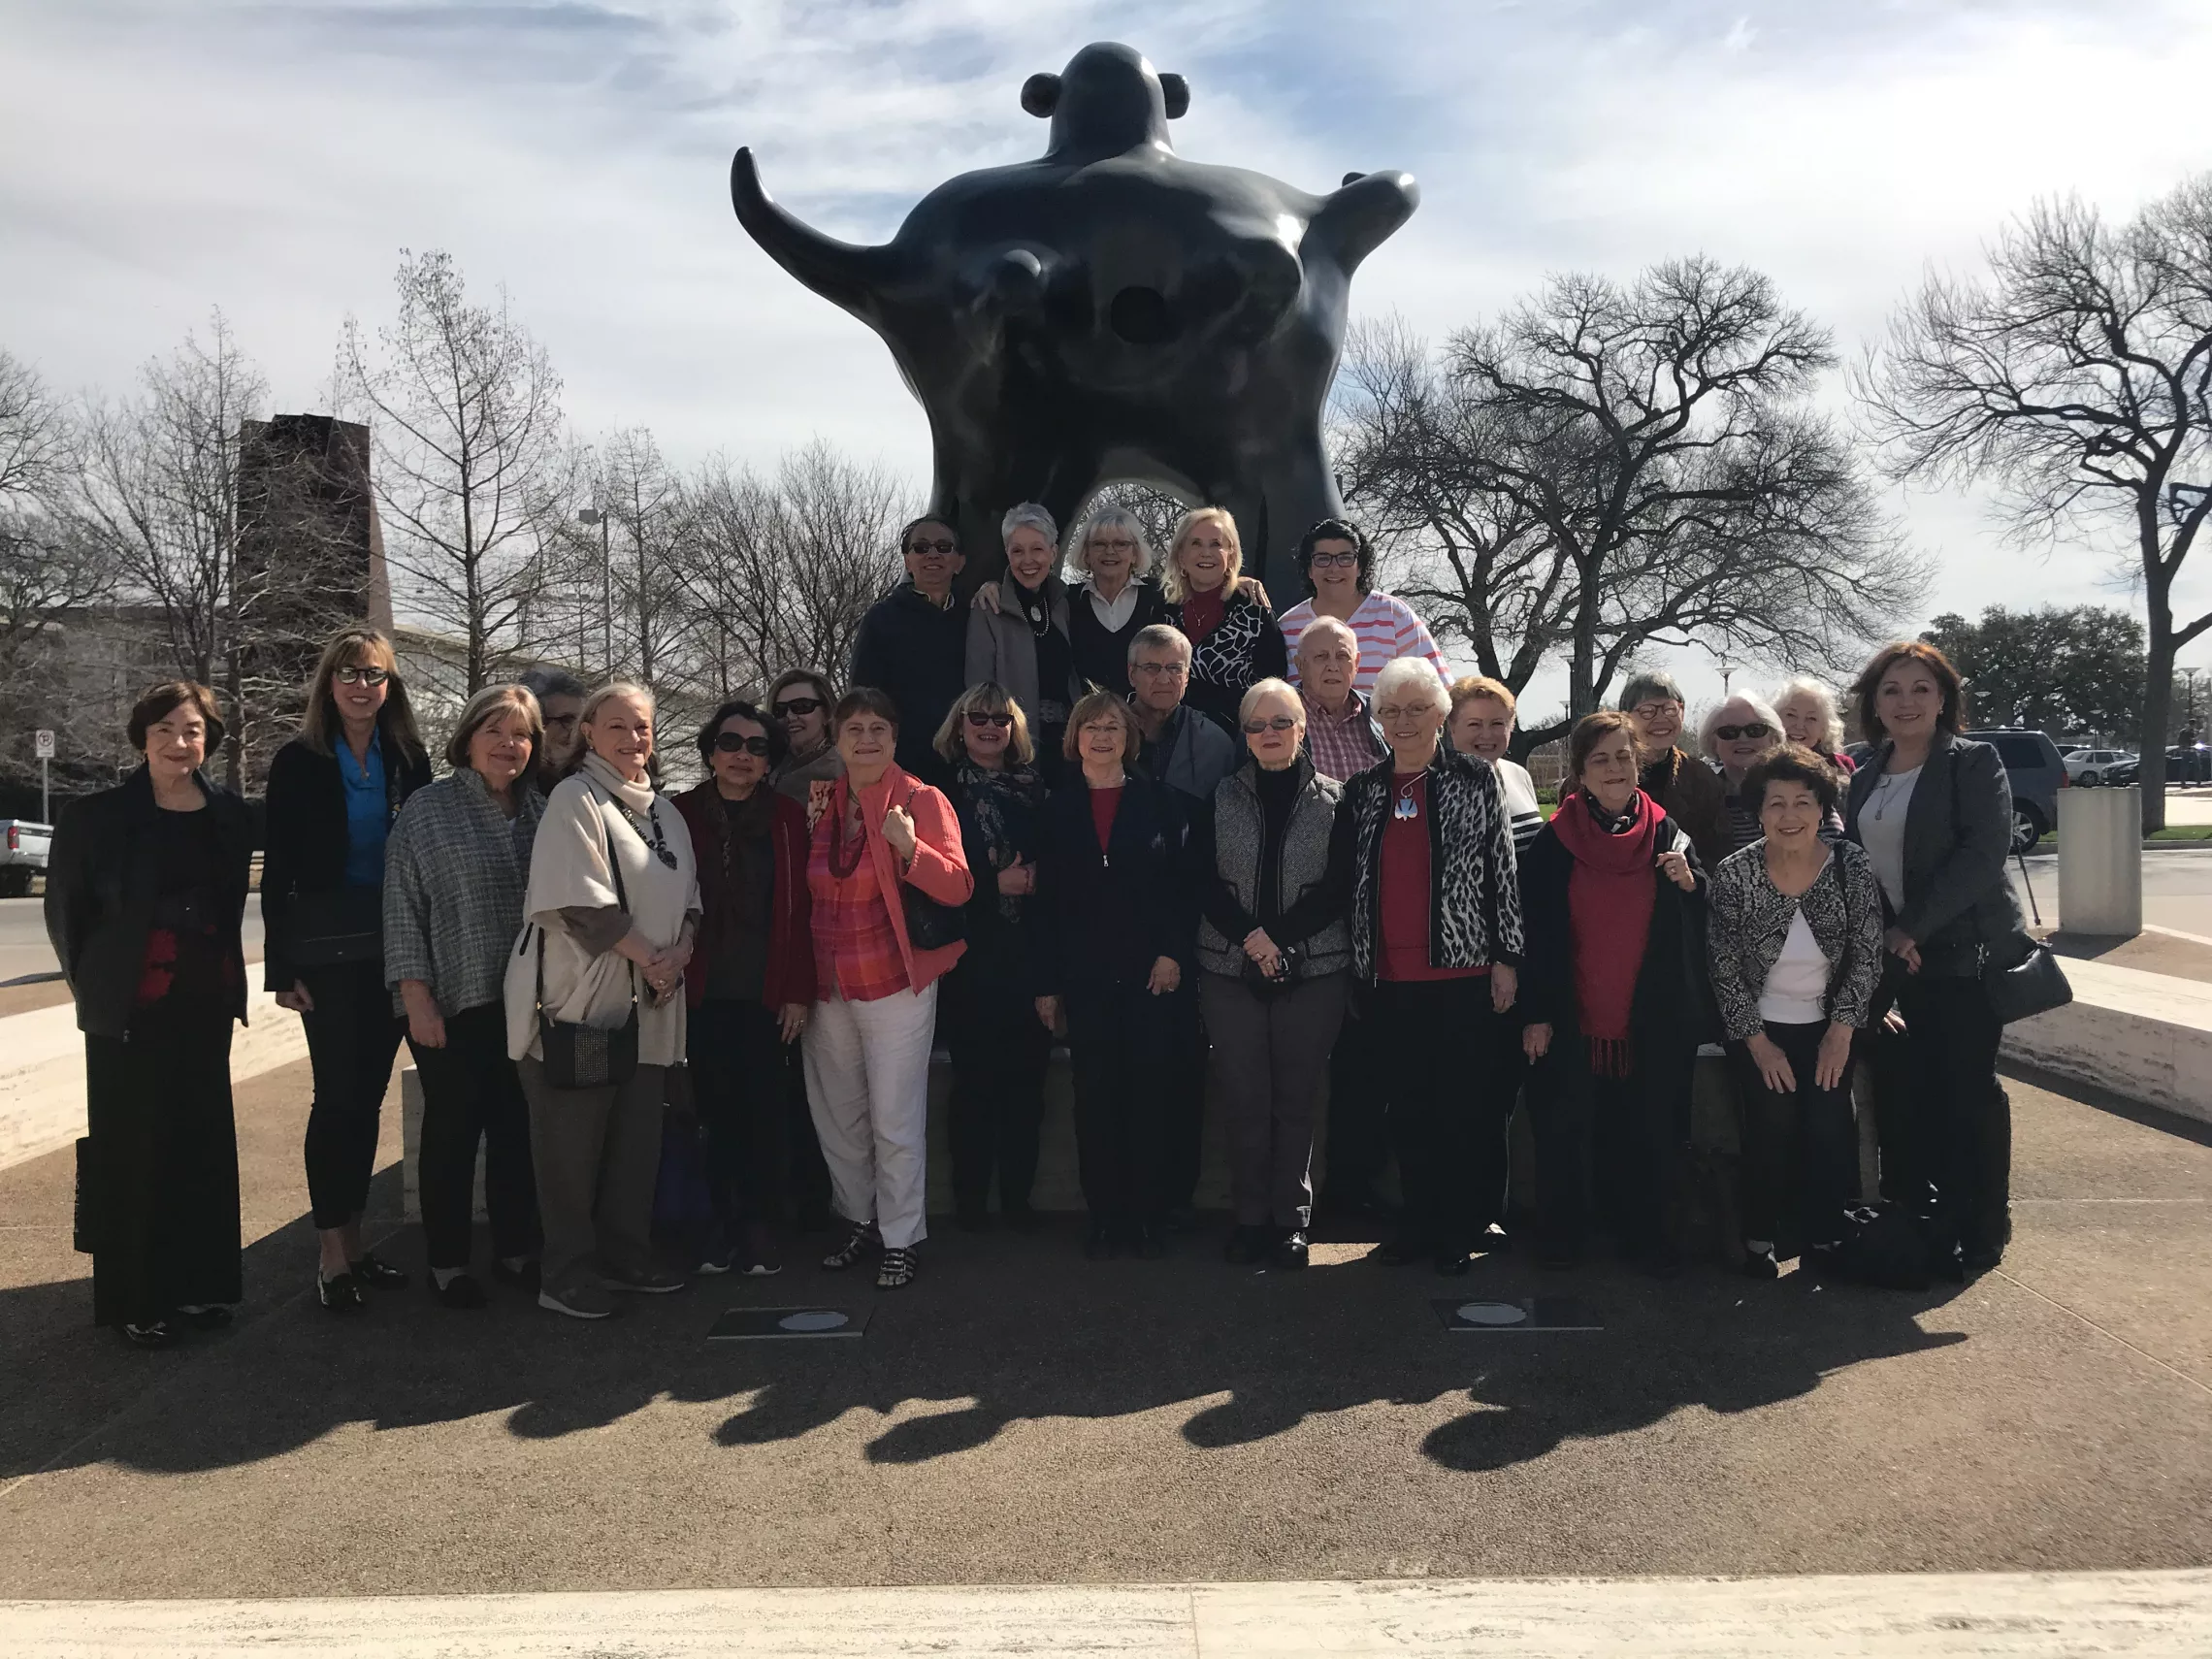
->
[1,819,51,896]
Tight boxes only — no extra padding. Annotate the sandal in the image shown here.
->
[875,1246,917,1289]
[821,1221,879,1271]
[122,1318,180,1349]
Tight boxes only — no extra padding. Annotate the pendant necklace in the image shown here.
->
[1394,777,1420,821]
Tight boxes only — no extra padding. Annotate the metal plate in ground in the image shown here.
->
[1431,1297,1603,1332]
[708,1306,871,1341]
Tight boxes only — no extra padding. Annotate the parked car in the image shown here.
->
[2063,748,2135,786]
[0,818,51,897]
[1965,730,2068,855]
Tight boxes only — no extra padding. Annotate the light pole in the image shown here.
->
[577,505,612,678]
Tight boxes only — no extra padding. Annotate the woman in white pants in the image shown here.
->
[801,688,973,1287]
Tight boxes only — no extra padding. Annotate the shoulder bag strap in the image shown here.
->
[581,783,637,1007]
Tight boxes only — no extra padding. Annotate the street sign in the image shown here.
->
[33,730,54,760]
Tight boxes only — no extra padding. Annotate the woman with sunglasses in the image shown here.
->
[765,668,843,805]
[262,626,433,1312]
[1195,679,1351,1270]
[1701,693,1787,859]
[934,683,1052,1230]
[673,700,815,1279]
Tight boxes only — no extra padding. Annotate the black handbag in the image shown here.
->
[283,886,384,967]
[1241,943,1301,999]
[896,787,967,952]
[534,795,640,1090]
[1813,1202,1936,1291]
[1985,939,2073,1025]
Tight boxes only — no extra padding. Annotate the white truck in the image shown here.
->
[0,818,51,896]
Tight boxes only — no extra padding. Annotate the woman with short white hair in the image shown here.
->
[1062,506,1170,698]
[1702,692,1787,858]
[1773,677,1855,773]
[966,503,1081,776]
[1337,655,1526,1275]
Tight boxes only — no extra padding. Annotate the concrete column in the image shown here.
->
[2058,784,2143,937]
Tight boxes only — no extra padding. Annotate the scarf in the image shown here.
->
[1548,786,1660,1077]
[579,750,656,816]
[958,760,1042,924]
[697,783,775,940]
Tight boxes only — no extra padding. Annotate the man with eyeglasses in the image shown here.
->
[1294,615,1386,783]
[850,515,969,786]
[1125,623,1235,815]
[1618,669,1727,873]
[517,666,588,797]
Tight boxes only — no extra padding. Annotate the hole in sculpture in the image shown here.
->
[1109,285,1176,343]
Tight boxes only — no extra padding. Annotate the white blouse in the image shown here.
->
[1858,764,1922,913]
[1758,908,1832,1026]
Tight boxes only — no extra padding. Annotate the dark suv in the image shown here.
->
[1966,729,2068,854]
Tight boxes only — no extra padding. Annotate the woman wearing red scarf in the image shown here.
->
[1519,711,1708,1274]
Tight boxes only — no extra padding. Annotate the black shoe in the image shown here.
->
[349,1251,410,1289]
[432,1272,488,1310]
[490,1257,541,1294]
[317,1271,366,1313]
[1741,1245,1780,1281]
[1135,1220,1168,1260]
[121,1318,181,1348]
[821,1221,879,1271]
[1961,1244,2005,1276]
[1473,1224,1513,1255]
[1432,1251,1471,1277]
[1373,1236,1424,1267]
[1272,1230,1311,1271]
[176,1304,234,1330]
[1084,1219,1117,1261]
[1224,1224,1272,1265]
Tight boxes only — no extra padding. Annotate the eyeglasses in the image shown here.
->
[1308,551,1361,569]
[333,666,389,686]
[964,710,1014,729]
[1715,722,1773,741]
[773,697,824,718]
[1630,701,1681,721]
[543,713,579,732]
[1241,715,1300,734]
[1090,537,1137,553]
[713,732,773,756]
[905,538,958,557]
[1130,661,1187,678]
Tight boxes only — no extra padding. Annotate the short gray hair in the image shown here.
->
[1128,622,1191,667]
[1001,502,1059,550]
[1699,691,1784,761]
[1238,677,1302,726]
[1066,507,1156,580]
[518,664,588,705]
[1372,655,1445,711]
[1618,669,1684,712]
[1773,675,1843,753]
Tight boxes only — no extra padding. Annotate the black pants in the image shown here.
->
[1321,994,1390,1208]
[687,997,790,1229]
[1160,981,1207,1211]
[1065,983,1179,1225]
[1728,1019,1859,1254]
[83,1000,242,1326]
[409,1002,539,1270]
[1527,1026,1689,1257]
[942,960,1052,1217]
[1368,977,1504,1256]
[301,959,407,1229]
[1888,972,2011,1255]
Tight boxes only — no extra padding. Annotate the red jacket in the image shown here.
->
[674,782,817,1012]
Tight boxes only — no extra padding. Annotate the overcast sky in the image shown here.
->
[5,0,2210,715]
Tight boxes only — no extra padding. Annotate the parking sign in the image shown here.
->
[34,729,54,760]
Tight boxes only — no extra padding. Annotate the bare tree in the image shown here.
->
[0,347,72,506]
[1857,179,2212,829]
[593,425,691,690]
[341,249,569,693]
[1403,259,1926,733]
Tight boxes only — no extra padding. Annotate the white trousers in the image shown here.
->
[802,982,937,1250]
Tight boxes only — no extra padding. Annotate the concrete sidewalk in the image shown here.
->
[0,1053,2206,1601]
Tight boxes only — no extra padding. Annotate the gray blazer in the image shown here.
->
[965,571,1076,726]
[1843,732,2027,975]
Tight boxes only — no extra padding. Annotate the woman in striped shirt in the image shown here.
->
[1279,518,1448,694]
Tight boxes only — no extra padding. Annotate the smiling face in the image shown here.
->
[1760,776,1824,846]
[1242,686,1305,770]
[1077,708,1129,773]
[585,693,655,780]
[1777,694,1829,751]
[772,684,829,755]
[1376,679,1445,771]
[962,701,1013,766]
[1711,697,1779,780]
[1175,518,1233,596]
[145,701,209,784]
[1578,729,1641,814]
[1005,526,1056,591]
[1449,695,1513,764]
[469,705,535,792]
[1084,525,1139,592]
[837,709,896,782]
[1875,662,1945,747]
[1306,536,1363,603]
[1626,693,1683,751]
[902,520,964,600]
[709,711,771,796]
[329,651,390,732]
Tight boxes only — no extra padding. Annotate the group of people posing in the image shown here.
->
[46,503,2030,1346]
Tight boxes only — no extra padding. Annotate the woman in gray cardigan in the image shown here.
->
[966,503,1080,782]
[1193,678,1353,1269]
[1843,640,2027,1276]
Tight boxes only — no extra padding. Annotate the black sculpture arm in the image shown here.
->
[1307,170,1420,275]
[731,147,903,319]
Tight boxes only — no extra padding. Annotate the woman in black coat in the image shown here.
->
[261,626,433,1311]
[1519,711,1708,1274]
[45,682,253,1347]
[1031,689,1195,1259]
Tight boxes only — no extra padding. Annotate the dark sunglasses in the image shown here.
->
[773,697,824,718]
[964,710,1015,729]
[1715,722,1773,741]
[713,733,773,756]
[333,666,389,686]
[1241,715,1300,734]
[905,538,958,557]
